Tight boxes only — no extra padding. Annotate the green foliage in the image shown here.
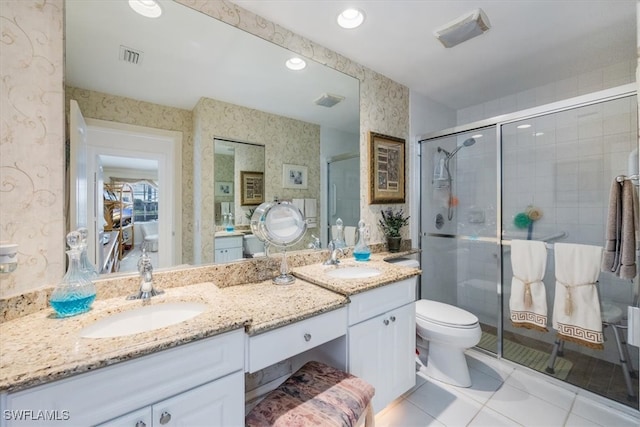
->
[378,207,410,238]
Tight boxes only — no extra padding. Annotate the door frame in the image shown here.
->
[84,119,182,269]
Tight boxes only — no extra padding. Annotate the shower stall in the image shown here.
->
[419,84,639,410]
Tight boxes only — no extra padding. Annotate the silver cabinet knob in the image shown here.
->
[304,333,312,342]
[159,412,171,425]
[135,422,146,427]
[390,315,396,322]
[383,319,390,326]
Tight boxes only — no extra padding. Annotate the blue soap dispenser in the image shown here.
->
[353,220,371,261]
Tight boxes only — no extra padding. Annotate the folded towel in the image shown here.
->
[345,226,356,246]
[602,180,637,279]
[553,243,604,349]
[509,240,548,331]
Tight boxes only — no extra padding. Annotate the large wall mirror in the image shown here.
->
[65,0,360,276]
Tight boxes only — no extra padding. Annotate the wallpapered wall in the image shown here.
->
[0,0,409,298]
[193,96,321,263]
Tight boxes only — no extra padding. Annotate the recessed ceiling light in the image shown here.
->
[128,0,162,18]
[285,57,306,71]
[517,124,532,129]
[471,134,483,139]
[337,8,365,29]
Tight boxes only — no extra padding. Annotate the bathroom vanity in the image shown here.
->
[0,254,420,426]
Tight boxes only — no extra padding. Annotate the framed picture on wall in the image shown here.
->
[216,181,233,196]
[240,171,264,205]
[282,164,308,189]
[369,131,405,204]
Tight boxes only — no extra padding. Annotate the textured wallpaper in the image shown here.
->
[193,96,320,263]
[1,0,409,298]
[0,0,65,298]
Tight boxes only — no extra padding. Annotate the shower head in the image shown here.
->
[446,137,476,159]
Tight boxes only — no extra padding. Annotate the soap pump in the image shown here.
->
[353,220,371,261]
[49,231,97,317]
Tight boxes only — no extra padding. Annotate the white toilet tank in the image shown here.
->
[243,233,265,256]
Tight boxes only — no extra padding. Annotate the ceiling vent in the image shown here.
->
[314,93,345,108]
[119,45,144,65]
[434,8,491,48]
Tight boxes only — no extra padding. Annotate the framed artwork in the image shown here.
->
[215,181,233,196]
[369,131,406,204]
[240,171,264,205]
[282,164,308,189]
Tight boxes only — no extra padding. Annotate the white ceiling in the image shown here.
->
[234,0,637,110]
[65,0,359,133]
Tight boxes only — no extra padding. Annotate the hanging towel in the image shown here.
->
[553,243,604,349]
[602,179,637,279]
[509,240,548,331]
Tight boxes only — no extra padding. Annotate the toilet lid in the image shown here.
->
[416,299,479,328]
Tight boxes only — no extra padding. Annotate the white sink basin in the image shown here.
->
[325,266,382,279]
[79,302,208,339]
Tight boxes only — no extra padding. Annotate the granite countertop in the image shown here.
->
[292,252,421,296]
[0,252,418,394]
[218,278,348,336]
[0,282,246,393]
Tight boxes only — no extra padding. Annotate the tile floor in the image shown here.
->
[375,350,639,427]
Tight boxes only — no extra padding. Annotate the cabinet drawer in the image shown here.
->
[215,235,243,249]
[247,307,347,373]
[3,329,244,426]
[348,278,416,325]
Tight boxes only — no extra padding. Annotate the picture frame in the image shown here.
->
[282,164,308,189]
[369,131,406,204]
[240,171,264,205]
[215,181,233,196]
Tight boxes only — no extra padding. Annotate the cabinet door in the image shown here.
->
[387,302,416,403]
[348,313,388,412]
[96,408,151,427]
[152,371,244,427]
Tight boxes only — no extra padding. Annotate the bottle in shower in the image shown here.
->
[353,220,371,261]
[333,218,347,249]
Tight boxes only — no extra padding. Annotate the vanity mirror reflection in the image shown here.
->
[65,0,360,275]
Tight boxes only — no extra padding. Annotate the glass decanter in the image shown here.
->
[353,220,371,261]
[333,218,347,249]
[50,231,97,317]
[77,227,99,279]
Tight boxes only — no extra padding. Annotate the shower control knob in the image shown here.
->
[304,333,312,342]
[383,319,390,326]
[390,315,396,322]
[135,422,147,427]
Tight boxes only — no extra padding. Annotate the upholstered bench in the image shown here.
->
[246,360,375,427]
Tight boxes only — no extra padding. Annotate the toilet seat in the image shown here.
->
[416,299,479,329]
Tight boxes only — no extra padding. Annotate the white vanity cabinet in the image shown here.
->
[1,330,245,427]
[214,235,244,263]
[347,278,416,412]
[97,371,243,427]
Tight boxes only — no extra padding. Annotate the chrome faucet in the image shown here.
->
[323,240,345,265]
[307,234,321,250]
[128,245,163,300]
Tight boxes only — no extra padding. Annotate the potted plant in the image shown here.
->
[378,207,409,253]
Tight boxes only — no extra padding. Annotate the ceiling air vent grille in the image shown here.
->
[119,45,144,65]
[314,93,345,108]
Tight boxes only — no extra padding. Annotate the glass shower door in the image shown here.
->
[327,154,360,241]
[500,95,639,408]
[420,126,500,354]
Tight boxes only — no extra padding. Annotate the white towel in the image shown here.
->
[292,199,305,215]
[344,226,356,246]
[221,202,231,214]
[552,243,604,349]
[509,240,548,331]
[304,199,317,218]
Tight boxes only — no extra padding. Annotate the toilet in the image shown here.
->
[387,258,481,388]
